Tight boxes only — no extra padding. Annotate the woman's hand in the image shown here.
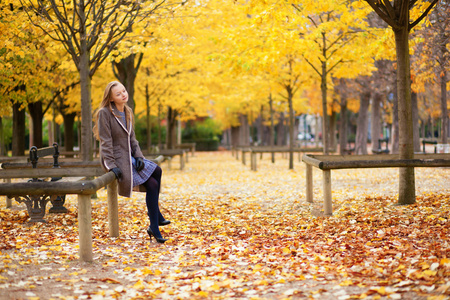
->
[135,157,145,172]
[110,167,123,179]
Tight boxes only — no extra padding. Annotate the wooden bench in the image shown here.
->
[302,153,450,216]
[146,149,186,170]
[175,143,196,158]
[0,155,164,262]
[246,146,324,171]
[372,138,390,154]
[421,140,438,153]
[0,167,115,262]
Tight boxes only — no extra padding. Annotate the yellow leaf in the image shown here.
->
[209,283,221,291]
[197,291,209,297]
[154,269,162,275]
[133,280,146,290]
[340,279,353,286]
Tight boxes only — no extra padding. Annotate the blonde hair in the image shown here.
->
[93,81,134,140]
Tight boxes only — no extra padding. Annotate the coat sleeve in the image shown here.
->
[98,109,117,170]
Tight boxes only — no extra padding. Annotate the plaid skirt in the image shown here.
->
[132,158,157,187]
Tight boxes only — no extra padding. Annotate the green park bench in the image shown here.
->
[372,138,390,154]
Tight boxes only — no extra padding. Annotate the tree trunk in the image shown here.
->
[112,54,142,112]
[320,33,330,154]
[392,79,399,153]
[62,112,76,155]
[28,101,44,148]
[339,95,348,155]
[355,91,370,155]
[411,91,420,152]
[231,126,240,148]
[276,112,286,146]
[287,87,295,169]
[329,110,337,152]
[269,95,275,161]
[146,84,152,153]
[394,26,415,205]
[441,68,448,143]
[0,116,4,155]
[78,2,92,162]
[239,114,250,146]
[12,102,26,156]
[166,107,178,149]
[371,92,382,152]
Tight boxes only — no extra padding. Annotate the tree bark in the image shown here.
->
[12,102,26,156]
[330,110,337,152]
[28,101,44,148]
[355,91,370,155]
[394,26,415,205]
[112,54,142,112]
[146,83,152,153]
[276,112,286,146]
[411,91,421,152]
[338,80,348,155]
[0,116,4,156]
[78,2,92,162]
[392,79,399,153]
[62,112,76,155]
[371,92,382,152]
[441,68,448,143]
[166,106,178,149]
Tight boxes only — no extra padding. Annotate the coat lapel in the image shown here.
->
[111,106,130,135]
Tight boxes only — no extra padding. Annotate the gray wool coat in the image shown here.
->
[97,105,144,197]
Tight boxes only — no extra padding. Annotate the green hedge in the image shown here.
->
[185,139,219,151]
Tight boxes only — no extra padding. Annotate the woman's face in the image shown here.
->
[110,84,128,107]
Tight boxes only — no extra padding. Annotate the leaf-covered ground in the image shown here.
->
[0,151,449,300]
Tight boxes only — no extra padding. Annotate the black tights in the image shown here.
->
[143,166,165,238]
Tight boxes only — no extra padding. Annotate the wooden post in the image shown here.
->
[5,179,12,208]
[251,152,257,171]
[180,154,185,170]
[306,165,313,203]
[78,194,93,262]
[107,180,119,237]
[323,170,332,216]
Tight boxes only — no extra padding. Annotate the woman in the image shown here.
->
[93,81,170,243]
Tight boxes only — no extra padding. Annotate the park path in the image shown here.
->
[0,151,449,299]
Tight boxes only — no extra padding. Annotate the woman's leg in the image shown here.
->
[147,166,168,223]
[143,169,164,239]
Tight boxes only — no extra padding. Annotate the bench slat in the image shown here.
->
[0,167,105,179]
[0,172,115,196]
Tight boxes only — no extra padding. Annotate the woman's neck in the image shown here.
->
[113,103,125,112]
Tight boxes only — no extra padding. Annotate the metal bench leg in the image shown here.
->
[78,194,93,262]
[323,170,332,216]
[180,155,185,170]
[107,180,119,237]
[306,165,313,203]
[242,152,246,165]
